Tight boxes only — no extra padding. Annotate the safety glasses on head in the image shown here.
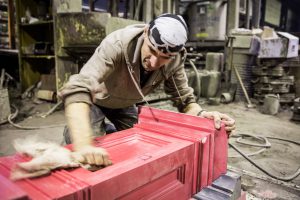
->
[147,13,188,54]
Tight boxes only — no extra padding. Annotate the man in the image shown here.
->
[59,13,235,166]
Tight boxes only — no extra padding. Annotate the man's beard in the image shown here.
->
[142,58,152,71]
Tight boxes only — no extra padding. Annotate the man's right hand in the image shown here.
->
[66,102,112,166]
[72,145,112,166]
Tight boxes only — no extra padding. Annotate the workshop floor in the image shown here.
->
[0,98,299,199]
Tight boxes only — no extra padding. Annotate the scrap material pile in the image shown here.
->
[0,69,12,124]
[227,27,299,105]
[253,29,299,105]
[252,63,295,104]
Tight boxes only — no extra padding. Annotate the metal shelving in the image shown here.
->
[0,0,15,49]
[16,0,56,91]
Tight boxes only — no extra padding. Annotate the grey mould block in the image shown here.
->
[193,186,233,200]
[212,171,241,200]
[193,171,242,200]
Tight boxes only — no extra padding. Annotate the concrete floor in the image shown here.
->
[0,98,300,199]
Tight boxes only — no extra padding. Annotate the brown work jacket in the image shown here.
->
[59,24,195,110]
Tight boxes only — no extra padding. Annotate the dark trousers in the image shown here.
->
[63,104,138,144]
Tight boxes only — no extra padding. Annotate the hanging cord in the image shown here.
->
[127,65,189,121]
[171,75,184,106]
[188,59,201,101]
[4,104,65,130]
[126,65,160,121]
[229,133,300,181]
[235,134,271,147]
[40,101,63,118]
[0,105,18,125]
[266,136,300,146]
[229,134,271,158]
[127,66,150,106]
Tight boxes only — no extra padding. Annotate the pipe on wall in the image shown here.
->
[252,0,261,28]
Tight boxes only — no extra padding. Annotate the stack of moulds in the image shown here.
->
[252,63,295,104]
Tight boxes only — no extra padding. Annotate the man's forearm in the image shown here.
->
[65,102,93,150]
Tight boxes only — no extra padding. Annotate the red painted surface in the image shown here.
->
[0,127,194,200]
[0,155,89,200]
[136,106,228,192]
[238,191,247,200]
[0,174,28,200]
[72,128,195,200]
[0,106,228,200]
[134,117,213,193]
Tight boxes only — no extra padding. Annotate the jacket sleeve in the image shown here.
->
[164,53,197,112]
[58,38,121,106]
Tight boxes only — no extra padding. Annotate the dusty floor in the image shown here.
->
[0,97,300,199]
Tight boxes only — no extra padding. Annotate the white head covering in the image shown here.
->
[148,13,188,54]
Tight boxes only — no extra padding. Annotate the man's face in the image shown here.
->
[141,30,177,71]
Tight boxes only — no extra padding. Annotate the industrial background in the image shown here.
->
[0,0,300,199]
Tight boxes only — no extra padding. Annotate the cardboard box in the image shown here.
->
[259,32,299,58]
[278,32,299,58]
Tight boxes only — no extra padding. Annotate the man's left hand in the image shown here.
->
[200,111,235,136]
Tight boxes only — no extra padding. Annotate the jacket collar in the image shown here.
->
[122,25,145,68]
[132,34,143,66]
